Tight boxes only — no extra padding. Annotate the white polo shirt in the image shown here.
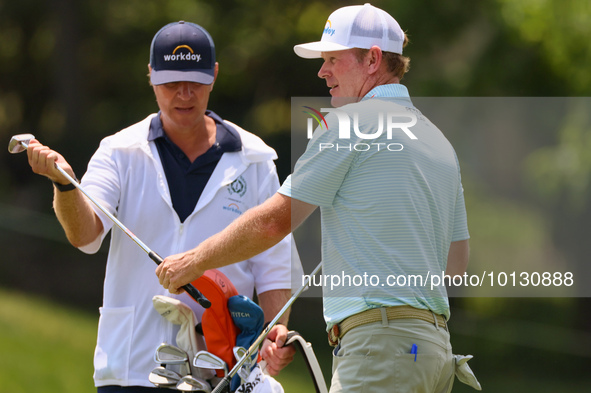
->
[79,114,301,387]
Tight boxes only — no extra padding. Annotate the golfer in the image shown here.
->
[25,21,299,392]
[157,4,480,392]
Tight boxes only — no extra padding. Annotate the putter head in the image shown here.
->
[8,134,35,154]
[176,375,212,392]
[148,366,182,387]
[193,350,228,375]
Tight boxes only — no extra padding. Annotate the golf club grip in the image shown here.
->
[211,376,231,393]
[148,251,212,309]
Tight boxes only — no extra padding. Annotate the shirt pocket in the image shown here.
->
[94,306,135,383]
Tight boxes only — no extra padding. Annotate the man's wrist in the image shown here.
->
[52,175,78,192]
[263,321,283,331]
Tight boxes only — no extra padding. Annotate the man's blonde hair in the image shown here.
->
[354,34,410,80]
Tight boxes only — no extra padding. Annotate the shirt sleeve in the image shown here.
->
[77,137,121,254]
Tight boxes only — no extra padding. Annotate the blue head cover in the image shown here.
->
[227,295,265,391]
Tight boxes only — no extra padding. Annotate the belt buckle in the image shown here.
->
[328,324,341,347]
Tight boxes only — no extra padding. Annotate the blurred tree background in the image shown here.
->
[1,0,590,392]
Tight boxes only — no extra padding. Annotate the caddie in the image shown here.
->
[25,20,300,392]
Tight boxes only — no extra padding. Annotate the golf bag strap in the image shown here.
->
[284,331,328,393]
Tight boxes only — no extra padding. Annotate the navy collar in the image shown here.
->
[148,110,242,153]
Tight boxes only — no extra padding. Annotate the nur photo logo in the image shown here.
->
[302,106,419,152]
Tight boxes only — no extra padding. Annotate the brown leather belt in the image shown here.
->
[328,305,447,347]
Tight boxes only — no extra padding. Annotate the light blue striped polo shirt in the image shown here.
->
[279,84,469,328]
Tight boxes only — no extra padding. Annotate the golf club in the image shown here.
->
[154,343,192,377]
[176,375,212,392]
[148,366,183,387]
[233,346,252,381]
[154,343,190,364]
[211,262,323,393]
[282,331,328,393]
[8,133,211,309]
[193,351,228,377]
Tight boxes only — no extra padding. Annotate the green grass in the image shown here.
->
[0,288,97,393]
[3,289,591,392]
[0,288,323,393]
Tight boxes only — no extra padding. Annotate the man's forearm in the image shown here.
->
[445,239,470,277]
[258,289,292,325]
[53,188,103,248]
[157,193,318,294]
[157,193,294,293]
[185,193,292,273]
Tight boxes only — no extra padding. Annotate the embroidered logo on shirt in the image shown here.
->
[223,203,243,215]
[228,176,247,197]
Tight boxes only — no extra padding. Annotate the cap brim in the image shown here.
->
[293,41,353,59]
[150,69,215,85]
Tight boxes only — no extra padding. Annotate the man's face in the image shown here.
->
[150,64,218,133]
[152,81,213,132]
[318,49,369,107]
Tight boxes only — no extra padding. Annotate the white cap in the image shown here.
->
[294,3,405,59]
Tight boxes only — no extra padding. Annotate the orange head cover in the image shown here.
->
[192,269,240,374]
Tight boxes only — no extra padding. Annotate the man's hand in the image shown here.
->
[260,324,296,376]
[156,249,203,294]
[27,139,75,184]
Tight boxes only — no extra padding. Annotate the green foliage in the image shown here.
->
[525,100,591,213]
[497,0,591,94]
[464,183,565,283]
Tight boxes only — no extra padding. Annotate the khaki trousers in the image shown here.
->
[329,313,455,393]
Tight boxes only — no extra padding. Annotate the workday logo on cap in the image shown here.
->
[164,45,202,63]
[323,20,336,36]
[150,21,216,85]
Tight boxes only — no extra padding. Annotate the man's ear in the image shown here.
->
[209,62,219,91]
[147,64,153,86]
[367,46,382,74]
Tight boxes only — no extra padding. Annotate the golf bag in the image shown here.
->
[150,269,284,392]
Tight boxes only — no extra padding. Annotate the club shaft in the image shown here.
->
[212,262,323,393]
[54,164,153,254]
[51,162,211,308]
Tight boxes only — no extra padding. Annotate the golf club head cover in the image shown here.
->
[227,295,265,391]
[192,269,240,377]
[234,364,284,393]
[152,295,205,365]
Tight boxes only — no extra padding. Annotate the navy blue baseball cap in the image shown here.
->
[149,21,216,85]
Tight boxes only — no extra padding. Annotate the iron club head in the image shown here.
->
[8,134,35,154]
[176,375,212,392]
[193,351,228,376]
[154,343,189,365]
[233,346,254,383]
[154,343,191,377]
[233,346,247,360]
[148,366,183,387]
